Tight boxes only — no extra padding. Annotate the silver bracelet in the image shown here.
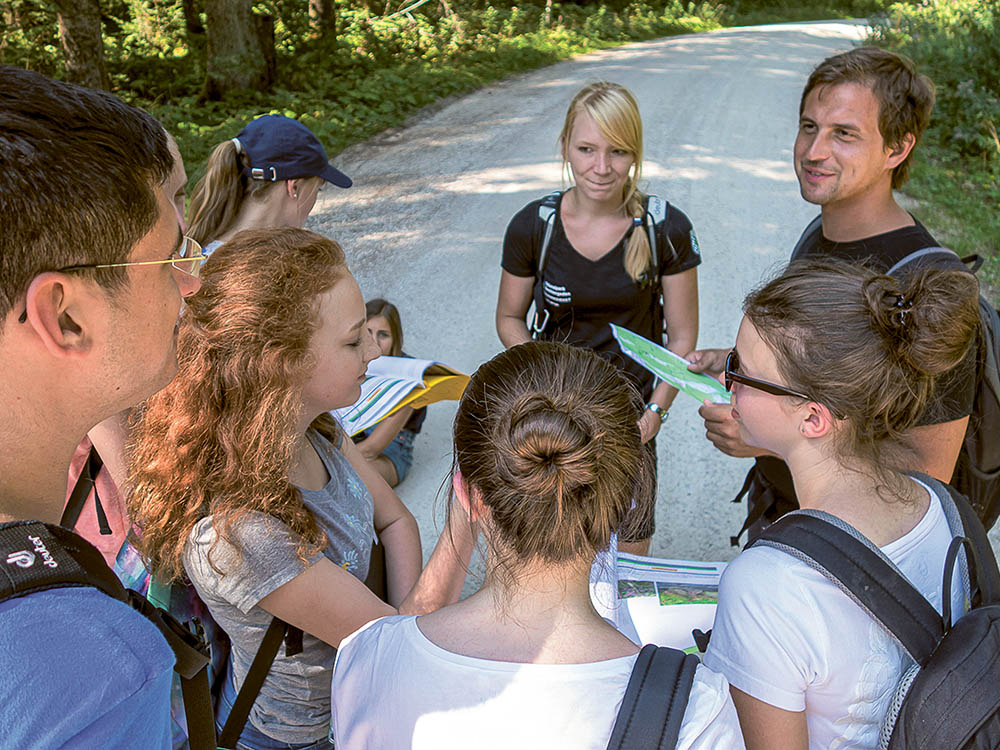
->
[645,402,668,422]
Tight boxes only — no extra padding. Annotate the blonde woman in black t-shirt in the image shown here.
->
[495,81,701,555]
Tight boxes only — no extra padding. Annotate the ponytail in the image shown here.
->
[186,140,251,245]
[623,191,652,283]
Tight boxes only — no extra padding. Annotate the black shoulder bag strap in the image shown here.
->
[217,617,304,749]
[61,444,112,536]
[606,644,698,750]
[751,511,944,666]
[0,520,218,749]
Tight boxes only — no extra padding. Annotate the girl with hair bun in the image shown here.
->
[702,259,981,750]
[128,228,475,749]
[495,81,701,555]
[332,342,743,749]
[186,115,352,253]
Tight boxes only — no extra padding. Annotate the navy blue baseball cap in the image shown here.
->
[235,115,352,188]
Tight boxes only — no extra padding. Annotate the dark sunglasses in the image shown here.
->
[724,349,812,401]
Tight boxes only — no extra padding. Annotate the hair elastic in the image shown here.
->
[632,217,642,227]
[231,137,244,155]
[894,294,914,327]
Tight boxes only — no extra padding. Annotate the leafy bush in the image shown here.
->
[870,0,999,288]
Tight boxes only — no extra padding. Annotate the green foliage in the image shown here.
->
[2,0,726,186]
[870,0,999,290]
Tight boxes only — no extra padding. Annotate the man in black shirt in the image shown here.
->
[690,47,975,542]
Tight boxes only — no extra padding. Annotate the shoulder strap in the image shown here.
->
[751,512,944,665]
[0,519,127,603]
[530,192,561,339]
[218,617,304,749]
[644,194,674,267]
[535,191,561,278]
[606,644,698,750]
[886,246,964,277]
[911,472,1000,606]
[789,215,823,262]
[61,445,111,535]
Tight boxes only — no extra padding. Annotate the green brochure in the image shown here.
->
[611,324,730,404]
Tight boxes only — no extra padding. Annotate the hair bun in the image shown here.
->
[863,268,979,377]
[497,395,599,499]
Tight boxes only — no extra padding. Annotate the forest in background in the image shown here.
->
[2,0,996,287]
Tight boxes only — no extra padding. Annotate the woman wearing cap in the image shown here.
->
[187,115,352,254]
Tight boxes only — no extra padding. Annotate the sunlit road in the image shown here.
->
[309,21,1000,572]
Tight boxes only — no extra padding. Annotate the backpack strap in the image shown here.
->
[751,511,944,665]
[530,191,561,339]
[789,215,823,262]
[606,644,698,750]
[644,194,674,267]
[218,617,304,749]
[61,445,111,536]
[911,472,1000,606]
[0,520,218,749]
[886,246,969,276]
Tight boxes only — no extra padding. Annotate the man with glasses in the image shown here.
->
[0,66,202,746]
[689,47,976,544]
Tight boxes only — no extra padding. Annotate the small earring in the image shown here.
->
[293,192,298,199]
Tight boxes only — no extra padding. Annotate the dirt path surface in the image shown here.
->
[309,20,999,570]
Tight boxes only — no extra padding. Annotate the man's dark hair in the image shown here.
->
[0,66,173,324]
[800,46,935,189]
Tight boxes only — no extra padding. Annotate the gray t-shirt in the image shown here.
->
[183,429,374,743]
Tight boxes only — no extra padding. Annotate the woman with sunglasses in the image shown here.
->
[701,259,980,750]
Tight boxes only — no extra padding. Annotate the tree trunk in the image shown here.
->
[53,0,109,90]
[180,0,205,36]
[308,0,335,41]
[201,0,274,100]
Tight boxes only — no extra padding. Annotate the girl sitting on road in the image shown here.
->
[495,81,701,556]
[332,341,744,749]
[702,259,980,750]
[186,115,352,254]
[128,228,475,750]
[352,298,426,488]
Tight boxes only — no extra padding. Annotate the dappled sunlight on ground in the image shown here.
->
[309,20,871,564]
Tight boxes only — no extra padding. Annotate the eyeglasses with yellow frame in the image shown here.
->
[17,236,206,324]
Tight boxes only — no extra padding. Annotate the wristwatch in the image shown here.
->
[645,403,668,422]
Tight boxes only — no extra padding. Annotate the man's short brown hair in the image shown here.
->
[801,46,935,189]
[0,66,173,325]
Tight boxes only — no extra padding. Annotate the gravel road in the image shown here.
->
[307,20,1000,574]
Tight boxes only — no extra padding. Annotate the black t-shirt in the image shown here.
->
[502,192,701,400]
[755,215,978,509]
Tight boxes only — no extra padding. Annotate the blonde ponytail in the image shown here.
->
[187,140,271,245]
[623,191,651,283]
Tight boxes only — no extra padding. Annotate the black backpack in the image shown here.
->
[606,644,699,749]
[751,473,1000,749]
[0,514,303,750]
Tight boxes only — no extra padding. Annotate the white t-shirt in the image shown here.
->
[703,478,965,750]
[332,615,745,750]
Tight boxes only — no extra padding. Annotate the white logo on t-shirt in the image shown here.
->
[543,281,571,307]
